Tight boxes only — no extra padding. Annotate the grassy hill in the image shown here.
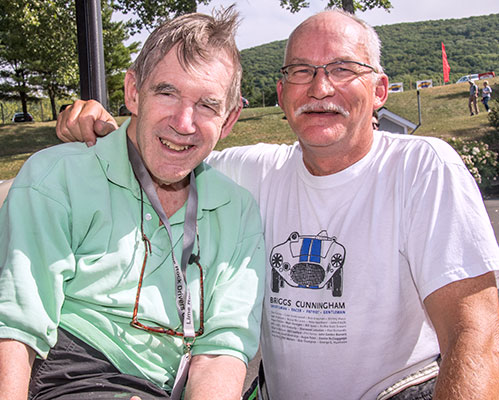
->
[376,14,499,86]
[1,76,497,181]
[384,77,499,139]
[240,13,499,106]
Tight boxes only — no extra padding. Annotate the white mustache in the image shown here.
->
[295,102,350,118]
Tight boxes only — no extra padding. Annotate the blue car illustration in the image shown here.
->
[270,231,346,297]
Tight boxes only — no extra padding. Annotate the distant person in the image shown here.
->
[482,80,492,112]
[25,8,499,400]
[0,9,265,400]
[469,79,479,115]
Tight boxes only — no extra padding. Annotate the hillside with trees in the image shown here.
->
[240,13,499,106]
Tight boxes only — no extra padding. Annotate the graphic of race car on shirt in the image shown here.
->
[269,230,346,297]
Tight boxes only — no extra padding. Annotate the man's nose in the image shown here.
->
[170,104,196,135]
[307,68,335,99]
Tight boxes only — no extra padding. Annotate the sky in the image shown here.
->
[126,0,499,50]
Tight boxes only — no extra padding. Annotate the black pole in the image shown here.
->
[411,90,422,134]
[75,0,108,109]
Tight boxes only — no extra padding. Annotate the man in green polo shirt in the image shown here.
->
[0,8,264,400]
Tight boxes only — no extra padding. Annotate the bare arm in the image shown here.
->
[0,179,14,207]
[0,339,36,400]
[184,354,246,400]
[56,99,118,146]
[424,271,499,399]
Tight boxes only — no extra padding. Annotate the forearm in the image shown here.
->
[0,339,36,400]
[434,330,499,399]
[425,273,499,399]
[184,354,246,400]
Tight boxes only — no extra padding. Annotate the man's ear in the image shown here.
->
[373,74,389,109]
[220,102,242,140]
[124,70,139,115]
[276,79,284,109]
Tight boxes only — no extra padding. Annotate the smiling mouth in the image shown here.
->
[159,138,193,152]
[295,103,350,118]
[305,110,337,114]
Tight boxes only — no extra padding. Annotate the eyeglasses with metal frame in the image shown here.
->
[280,60,378,85]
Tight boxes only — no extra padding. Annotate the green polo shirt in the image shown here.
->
[0,120,265,390]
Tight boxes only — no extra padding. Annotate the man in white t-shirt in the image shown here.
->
[39,8,499,400]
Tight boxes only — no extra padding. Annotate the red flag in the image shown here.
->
[441,42,450,83]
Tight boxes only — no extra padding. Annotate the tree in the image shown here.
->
[0,0,81,120]
[101,1,140,113]
[0,0,139,120]
[111,0,392,34]
[24,0,80,120]
[110,0,210,33]
[0,0,40,118]
[279,0,392,14]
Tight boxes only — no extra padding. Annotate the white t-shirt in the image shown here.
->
[482,86,492,98]
[207,131,499,400]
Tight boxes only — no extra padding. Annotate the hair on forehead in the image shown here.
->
[284,8,383,75]
[130,5,242,112]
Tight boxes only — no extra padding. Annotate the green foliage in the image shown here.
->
[279,0,310,13]
[488,98,499,132]
[241,14,499,101]
[0,0,45,115]
[24,0,80,120]
[0,0,138,119]
[446,137,499,189]
[376,14,499,89]
[110,0,391,33]
[102,2,140,114]
[110,0,210,33]
[279,0,392,13]
[241,41,286,106]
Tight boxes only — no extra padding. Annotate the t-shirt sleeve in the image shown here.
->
[403,141,499,300]
[206,143,292,200]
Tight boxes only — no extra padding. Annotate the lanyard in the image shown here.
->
[127,137,198,399]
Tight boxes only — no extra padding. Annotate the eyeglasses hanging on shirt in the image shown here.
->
[127,137,202,400]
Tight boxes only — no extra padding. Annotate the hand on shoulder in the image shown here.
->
[56,100,118,146]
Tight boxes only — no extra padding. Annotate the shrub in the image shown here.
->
[488,98,499,133]
[446,137,499,190]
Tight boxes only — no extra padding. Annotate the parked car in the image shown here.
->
[12,112,34,122]
[118,104,132,116]
[456,74,479,83]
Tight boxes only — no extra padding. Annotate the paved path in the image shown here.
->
[485,198,499,243]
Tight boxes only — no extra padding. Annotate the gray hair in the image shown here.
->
[285,8,384,76]
[130,6,242,113]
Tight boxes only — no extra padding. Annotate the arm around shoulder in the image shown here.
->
[0,339,36,400]
[424,271,499,399]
